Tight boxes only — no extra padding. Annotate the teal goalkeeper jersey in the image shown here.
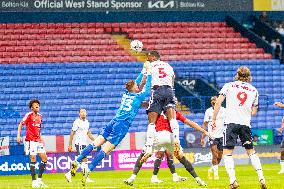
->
[114,72,151,124]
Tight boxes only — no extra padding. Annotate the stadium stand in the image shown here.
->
[1,59,283,145]
[0,22,272,63]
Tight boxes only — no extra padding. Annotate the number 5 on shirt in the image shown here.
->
[158,68,167,78]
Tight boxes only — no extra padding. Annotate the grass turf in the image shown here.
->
[0,163,283,189]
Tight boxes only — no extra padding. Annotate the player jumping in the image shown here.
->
[212,66,267,189]
[65,108,95,183]
[124,109,210,186]
[17,99,48,188]
[68,63,152,186]
[201,96,226,180]
[143,51,181,161]
[273,101,284,174]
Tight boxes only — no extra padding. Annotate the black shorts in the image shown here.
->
[210,137,223,151]
[147,85,175,114]
[223,123,253,150]
[75,144,86,155]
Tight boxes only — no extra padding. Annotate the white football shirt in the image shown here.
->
[72,118,90,145]
[204,107,226,138]
[219,81,258,127]
[150,60,175,87]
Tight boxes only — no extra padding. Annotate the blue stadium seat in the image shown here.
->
[1,60,283,145]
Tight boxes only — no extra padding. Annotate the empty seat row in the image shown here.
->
[130,32,241,39]
[0,39,117,46]
[0,44,124,52]
[0,22,227,29]
[123,27,233,33]
[0,33,112,41]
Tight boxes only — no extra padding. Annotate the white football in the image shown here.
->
[130,40,143,52]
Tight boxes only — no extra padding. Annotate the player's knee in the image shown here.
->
[281,150,284,159]
[30,155,36,162]
[174,152,183,160]
[212,158,218,165]
[156,152,164,159]
[41,157,47,162]
[217,157,222,164]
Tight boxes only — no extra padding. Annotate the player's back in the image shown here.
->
[220,81,258,127]
[151,60,174,87]
[115,92,143,124]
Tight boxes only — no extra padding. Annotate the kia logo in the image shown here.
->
[148,1,175,8]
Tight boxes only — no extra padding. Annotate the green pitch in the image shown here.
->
[0,163,283,189]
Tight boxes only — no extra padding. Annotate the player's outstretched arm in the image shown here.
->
[274,102,284,108]
[212,95,225,129]
[135,61,150,86]
[184,119,209,137]
[200,121,209,147]
[16,122,23,144]
[137,74,152,100]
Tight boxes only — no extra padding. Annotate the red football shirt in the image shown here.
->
[21,112,42,142]
[155,111,187,132]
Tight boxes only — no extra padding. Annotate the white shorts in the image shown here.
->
[153,131,175,154]
[24,141,46,156]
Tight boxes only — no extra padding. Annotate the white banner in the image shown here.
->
[0,136,9,156]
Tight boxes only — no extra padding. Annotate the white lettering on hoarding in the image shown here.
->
[194,152,212,164]
[148,1,174,9]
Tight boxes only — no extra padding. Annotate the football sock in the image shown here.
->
[208,165,213,172]
[38,161,47,178]
[179,156,198,178]
[130,174,136,180]
[249,152,264,180]
[212,165,219,176]
[133,152,145,175]
[146,123,156,146]
[153,157,163,175]
[166,156,176,174]
[89,150,106,171]
[281,160,284,171]
[169,119,180,140]
[76,144,95,162]
[224,155,236,184]
[172,173,178,178]
[81,162,88,172]
[30,162,36,181]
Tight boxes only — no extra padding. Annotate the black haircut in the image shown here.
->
[148,51,160,59]
[29,99,40,109]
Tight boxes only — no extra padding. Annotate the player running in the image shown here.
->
[212,66,266,189]
[17,99,48,188]
[201,96,226,180]
[68,64,152,186]
[65,108,95,183]
[144,51,181,160]
[273,101,284,174]
[124,109,210,186]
